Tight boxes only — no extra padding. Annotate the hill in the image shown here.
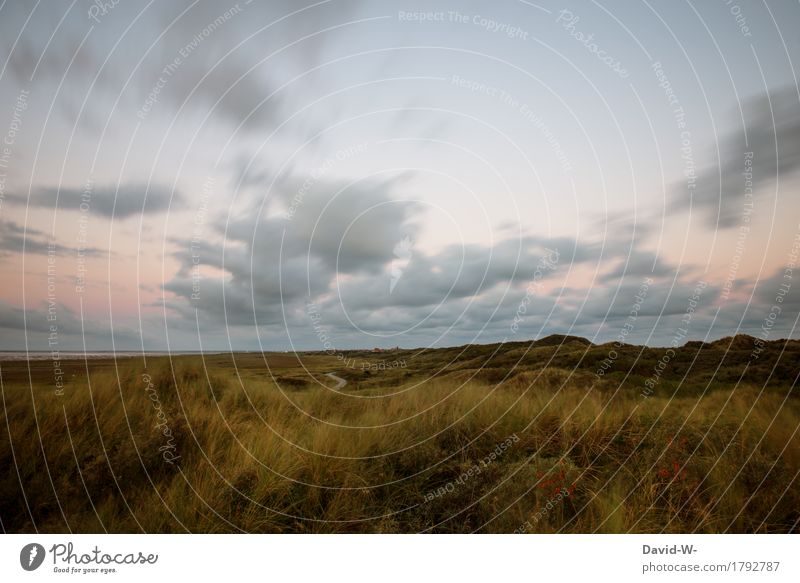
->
[0,334,797,533]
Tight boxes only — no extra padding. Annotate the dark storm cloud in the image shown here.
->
[12,183,181,218]
[677,87,800,227]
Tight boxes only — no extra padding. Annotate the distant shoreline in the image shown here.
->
[0,351,224,362]
[1,333,796,362]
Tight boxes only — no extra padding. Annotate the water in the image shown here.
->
[0,351,216,362]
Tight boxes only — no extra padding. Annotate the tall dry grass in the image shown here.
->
[1,357,798,532]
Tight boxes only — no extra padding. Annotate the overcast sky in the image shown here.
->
[1,0,799,351]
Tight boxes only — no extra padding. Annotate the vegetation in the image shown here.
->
[1,335,798,533]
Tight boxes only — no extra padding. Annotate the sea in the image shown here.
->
[0,351,218,362]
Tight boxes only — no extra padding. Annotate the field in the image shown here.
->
[1,335,798,533]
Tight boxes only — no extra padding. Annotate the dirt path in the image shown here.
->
[325,372,347,389]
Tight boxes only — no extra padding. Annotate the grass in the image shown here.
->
[1,335,798,533]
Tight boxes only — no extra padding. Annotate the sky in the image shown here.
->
[1,0,799,351]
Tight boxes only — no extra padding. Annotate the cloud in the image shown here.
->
[160,165,711,347]
[675,87,800,227]
[0,219,104,257]
[0,300,51,334]
[162,174,418,326]
[12,183,181,218]
[755,267,800,315]
[0,300,141,350]
[3,0,366,132]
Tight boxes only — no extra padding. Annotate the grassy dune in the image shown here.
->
[1,336,798,533]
